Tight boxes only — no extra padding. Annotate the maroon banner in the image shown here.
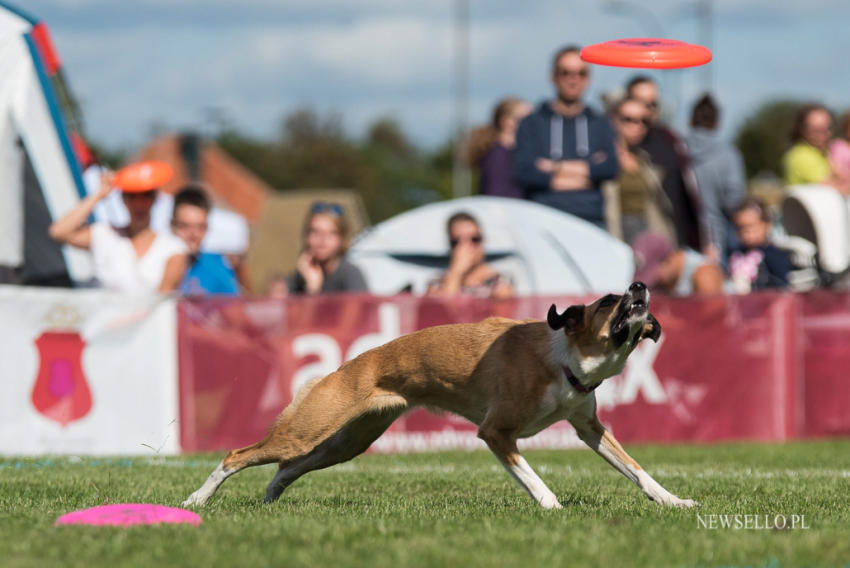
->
[177,292,845,453]
[177,295,556,452]
[593,293,800,443]
[799,291,850,437]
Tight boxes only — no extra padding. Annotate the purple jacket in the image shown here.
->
[478,143,524,199]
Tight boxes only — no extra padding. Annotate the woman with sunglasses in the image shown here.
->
[426,212,514,299]
[625,76,707,254]
[48,166,187,293]
[283,202,367,295]
[604,97,676,246]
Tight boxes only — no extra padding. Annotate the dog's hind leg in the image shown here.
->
[182,397,319,508]
[478,426,562,509]
[182,443,279,508]
[182,399,383,508]
[181,460,235,507]
[184,365,407,507]
[264,401,405,503]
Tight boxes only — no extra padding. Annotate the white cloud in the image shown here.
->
[21,0,850,151]
[247,17,454,86]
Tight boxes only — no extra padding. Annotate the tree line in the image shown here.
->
[90,99,816,223]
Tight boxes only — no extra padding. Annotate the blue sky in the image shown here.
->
[22,0,850,152]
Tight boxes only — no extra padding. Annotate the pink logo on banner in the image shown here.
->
[55,504,202,527]
[31,331,92,427]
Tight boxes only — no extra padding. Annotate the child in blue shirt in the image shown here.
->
[171,185,241,296]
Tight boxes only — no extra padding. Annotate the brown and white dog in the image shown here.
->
[183,282,697,509]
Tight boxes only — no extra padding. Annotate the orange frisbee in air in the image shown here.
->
[113,161,173,192]
[581,38,712,69]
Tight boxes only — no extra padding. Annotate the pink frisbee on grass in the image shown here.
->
[55,504,202,527]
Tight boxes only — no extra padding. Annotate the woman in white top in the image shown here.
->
[49,169,187,293]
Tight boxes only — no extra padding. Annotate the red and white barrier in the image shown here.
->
[0,286,180,455]
[176,291,850,453]
[2,287,848,456]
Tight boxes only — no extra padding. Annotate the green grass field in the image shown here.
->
[2,440,849,568]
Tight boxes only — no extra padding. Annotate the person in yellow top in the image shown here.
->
[782,103,833,186]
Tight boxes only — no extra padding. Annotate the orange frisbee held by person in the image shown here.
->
[112,160,174,192]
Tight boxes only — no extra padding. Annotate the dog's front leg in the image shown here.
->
[478,427,562,509]
[569,401,697,508]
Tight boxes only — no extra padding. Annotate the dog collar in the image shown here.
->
[562,365,601,394]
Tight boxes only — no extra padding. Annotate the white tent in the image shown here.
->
[348,196,635,296]
[0,2,92,285]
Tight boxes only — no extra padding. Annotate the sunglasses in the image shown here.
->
[556,68,588,79]
[450,235,483,248]
[619,115,649,126]
[310,202,344,216]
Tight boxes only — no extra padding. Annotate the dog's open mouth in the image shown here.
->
[612,299,648,333]
[628,299,647,316]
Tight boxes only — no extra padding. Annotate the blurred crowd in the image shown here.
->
[462,44,850,298]
[49,166,371,298]
[46,43,850,301]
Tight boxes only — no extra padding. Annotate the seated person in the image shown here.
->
[727,198,792,293]
[426,211,514,299]
[171,185,241,296]
[285,202,368,295]
[632,230,724,296]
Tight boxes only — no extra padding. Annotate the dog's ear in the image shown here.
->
[547,304,585,334]
[640,313,662,342]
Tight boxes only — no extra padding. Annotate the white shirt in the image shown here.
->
[90,222,187,293]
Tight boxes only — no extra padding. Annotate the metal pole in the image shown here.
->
[452,0,471,198]
[601,0,673,112]
[698,0,714,94]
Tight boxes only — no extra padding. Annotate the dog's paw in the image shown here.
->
[670,497,699,508]
[648,492,699,508]
[539,495,563,510]
[181,493,206,508]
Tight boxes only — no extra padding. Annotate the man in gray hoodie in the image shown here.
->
[686,94,747,260]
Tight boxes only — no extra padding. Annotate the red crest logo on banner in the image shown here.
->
[31,330,92,427]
